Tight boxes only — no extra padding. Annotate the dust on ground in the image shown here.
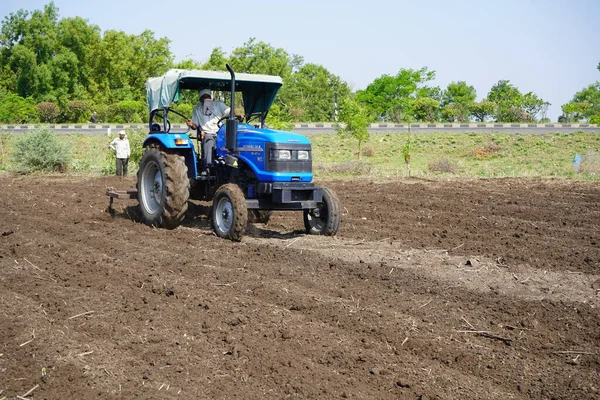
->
[1,175,598,399]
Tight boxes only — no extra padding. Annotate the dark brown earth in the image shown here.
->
[1,175,599,399]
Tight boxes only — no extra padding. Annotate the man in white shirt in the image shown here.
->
[186,89,238,167]
[108,130,131,176]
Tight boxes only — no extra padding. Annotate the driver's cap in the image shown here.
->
[199,89,212,100]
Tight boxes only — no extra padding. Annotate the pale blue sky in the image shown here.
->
[3,0,599,121]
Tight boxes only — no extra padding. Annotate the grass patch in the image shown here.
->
[0,130,599,180]
[310,131,600,180]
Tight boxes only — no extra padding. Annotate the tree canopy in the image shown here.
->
[0,2,580,124]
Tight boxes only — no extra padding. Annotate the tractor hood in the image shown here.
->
[146,69,283,115]
[235,124,311,145]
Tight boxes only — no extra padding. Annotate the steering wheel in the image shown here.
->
[217,115,244,128]
[153,112,172,133]
[163,108,192,133]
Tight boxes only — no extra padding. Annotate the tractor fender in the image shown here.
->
[142,133,198,179]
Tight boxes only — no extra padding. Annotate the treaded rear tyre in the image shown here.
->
[137,147,189,229]
[304,187,341,235]
[211,184,248,241]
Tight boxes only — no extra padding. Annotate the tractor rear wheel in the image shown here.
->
[211,184,248,241]
[304,187,341,235]
[137,147,189,229]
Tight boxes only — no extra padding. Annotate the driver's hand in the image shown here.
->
[185,119,197,129]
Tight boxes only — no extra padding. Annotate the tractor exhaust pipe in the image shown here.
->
[225,64,237,153]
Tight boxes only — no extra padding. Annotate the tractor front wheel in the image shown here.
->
[211,184,248,241]
[137,147,189,229]
[304,187,341,235]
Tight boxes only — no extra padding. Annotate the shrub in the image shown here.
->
[428,159,458,174]
[0,93,38,123]
[36,102,60,123]
[64,100,92,123]
[313,161,373,176]
[362,145,376,157]
[580,151,600,176]
[469,141,502,159]
[107,101,145,123]
[12,126,71,172]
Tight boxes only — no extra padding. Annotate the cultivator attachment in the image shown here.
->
[106,187,138,215]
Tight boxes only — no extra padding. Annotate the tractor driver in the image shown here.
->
[186,89,235,169]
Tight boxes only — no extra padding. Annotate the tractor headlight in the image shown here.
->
[297,150,309,160]
[271,149,291,160]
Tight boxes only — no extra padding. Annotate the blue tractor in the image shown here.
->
[136,65,341,241]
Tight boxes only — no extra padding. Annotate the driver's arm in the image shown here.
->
[186,118,198,130]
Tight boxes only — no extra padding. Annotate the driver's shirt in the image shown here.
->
[191,100,230,135]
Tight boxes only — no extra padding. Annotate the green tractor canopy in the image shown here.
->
[146,69,283,116]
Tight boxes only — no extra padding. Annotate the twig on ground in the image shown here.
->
[495,257,508,267]
[20,384,39,398]
[211,282,237,287]
[68,311,95,320]
[425,243,465,253]
[418,299,432,308]
[77,350,94,357]
[286,237,301,247]
[554,350,596,355]
[456,330,512,345]
[23,258,41,271]
[461,317,476,330]
[401,337,408,346]
[19,339,34,347]
[19,330,35,347]
[478,332,512,345]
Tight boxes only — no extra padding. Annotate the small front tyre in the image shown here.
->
[211,184,248,241]
[304,187,341,235]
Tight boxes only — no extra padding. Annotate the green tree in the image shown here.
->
[201,47,228,71]
[469,100,496,122]
[521,92,549,121]
[336,97,370,159]
[413,97,440,122]
[561,82,600,123]
[356,67,436,122]
[0,93,37,123]
[442,81,476,122]
[487,80,523,122]
[228,38,295,79]
[283,63,351,122]
[441,104,462,123]
[175,59,202,70]
[561,102,589,122]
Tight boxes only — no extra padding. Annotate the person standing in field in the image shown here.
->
[108,130,131,176]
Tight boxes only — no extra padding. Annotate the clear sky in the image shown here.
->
[2,0,599,121]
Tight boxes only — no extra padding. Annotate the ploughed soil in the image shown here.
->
[1,175,599,399]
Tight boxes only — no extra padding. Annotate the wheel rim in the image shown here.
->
[307,205,327,230]
[215,197,234,233]
[141,160,163,215]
